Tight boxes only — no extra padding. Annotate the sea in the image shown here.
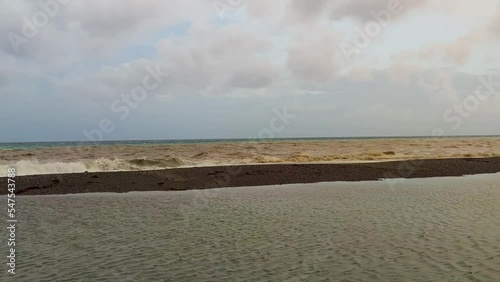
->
[1,136,499,150]
[1,136,500,177]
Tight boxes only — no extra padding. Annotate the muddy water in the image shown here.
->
[2,137,500,176]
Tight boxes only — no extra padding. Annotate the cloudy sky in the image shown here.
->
[1,0,499,142]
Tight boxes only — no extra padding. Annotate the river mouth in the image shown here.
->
[3,174,499,281]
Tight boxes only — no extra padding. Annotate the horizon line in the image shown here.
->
[2,134,500,144]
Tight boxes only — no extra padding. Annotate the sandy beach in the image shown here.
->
[5,174,499,281]
[3,156,500,195]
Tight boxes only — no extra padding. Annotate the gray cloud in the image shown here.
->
[329,0,428,21]
[286,25,343,82]
[286,0,328,23]
[1,0,499,141]
[227,59,280,88]
[280,0,429,24]
[64,0,211,36]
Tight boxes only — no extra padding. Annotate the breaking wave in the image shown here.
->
[2,137,499,177]
[0,157,187,177]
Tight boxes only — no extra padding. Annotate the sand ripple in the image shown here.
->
[1,174,499,281]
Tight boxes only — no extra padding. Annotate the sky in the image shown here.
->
[0,0,500,142]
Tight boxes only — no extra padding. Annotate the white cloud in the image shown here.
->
[1,0,500,141]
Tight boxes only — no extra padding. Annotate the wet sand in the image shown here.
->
[3,157,500,195]
[5,175,499,281]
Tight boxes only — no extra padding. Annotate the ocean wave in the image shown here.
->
[0,157,188,177]
[1,137,499,177]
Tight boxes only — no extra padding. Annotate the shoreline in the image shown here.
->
[3,156,500,195]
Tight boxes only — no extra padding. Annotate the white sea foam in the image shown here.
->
[1,137,499,176]
[0,157,187,177]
